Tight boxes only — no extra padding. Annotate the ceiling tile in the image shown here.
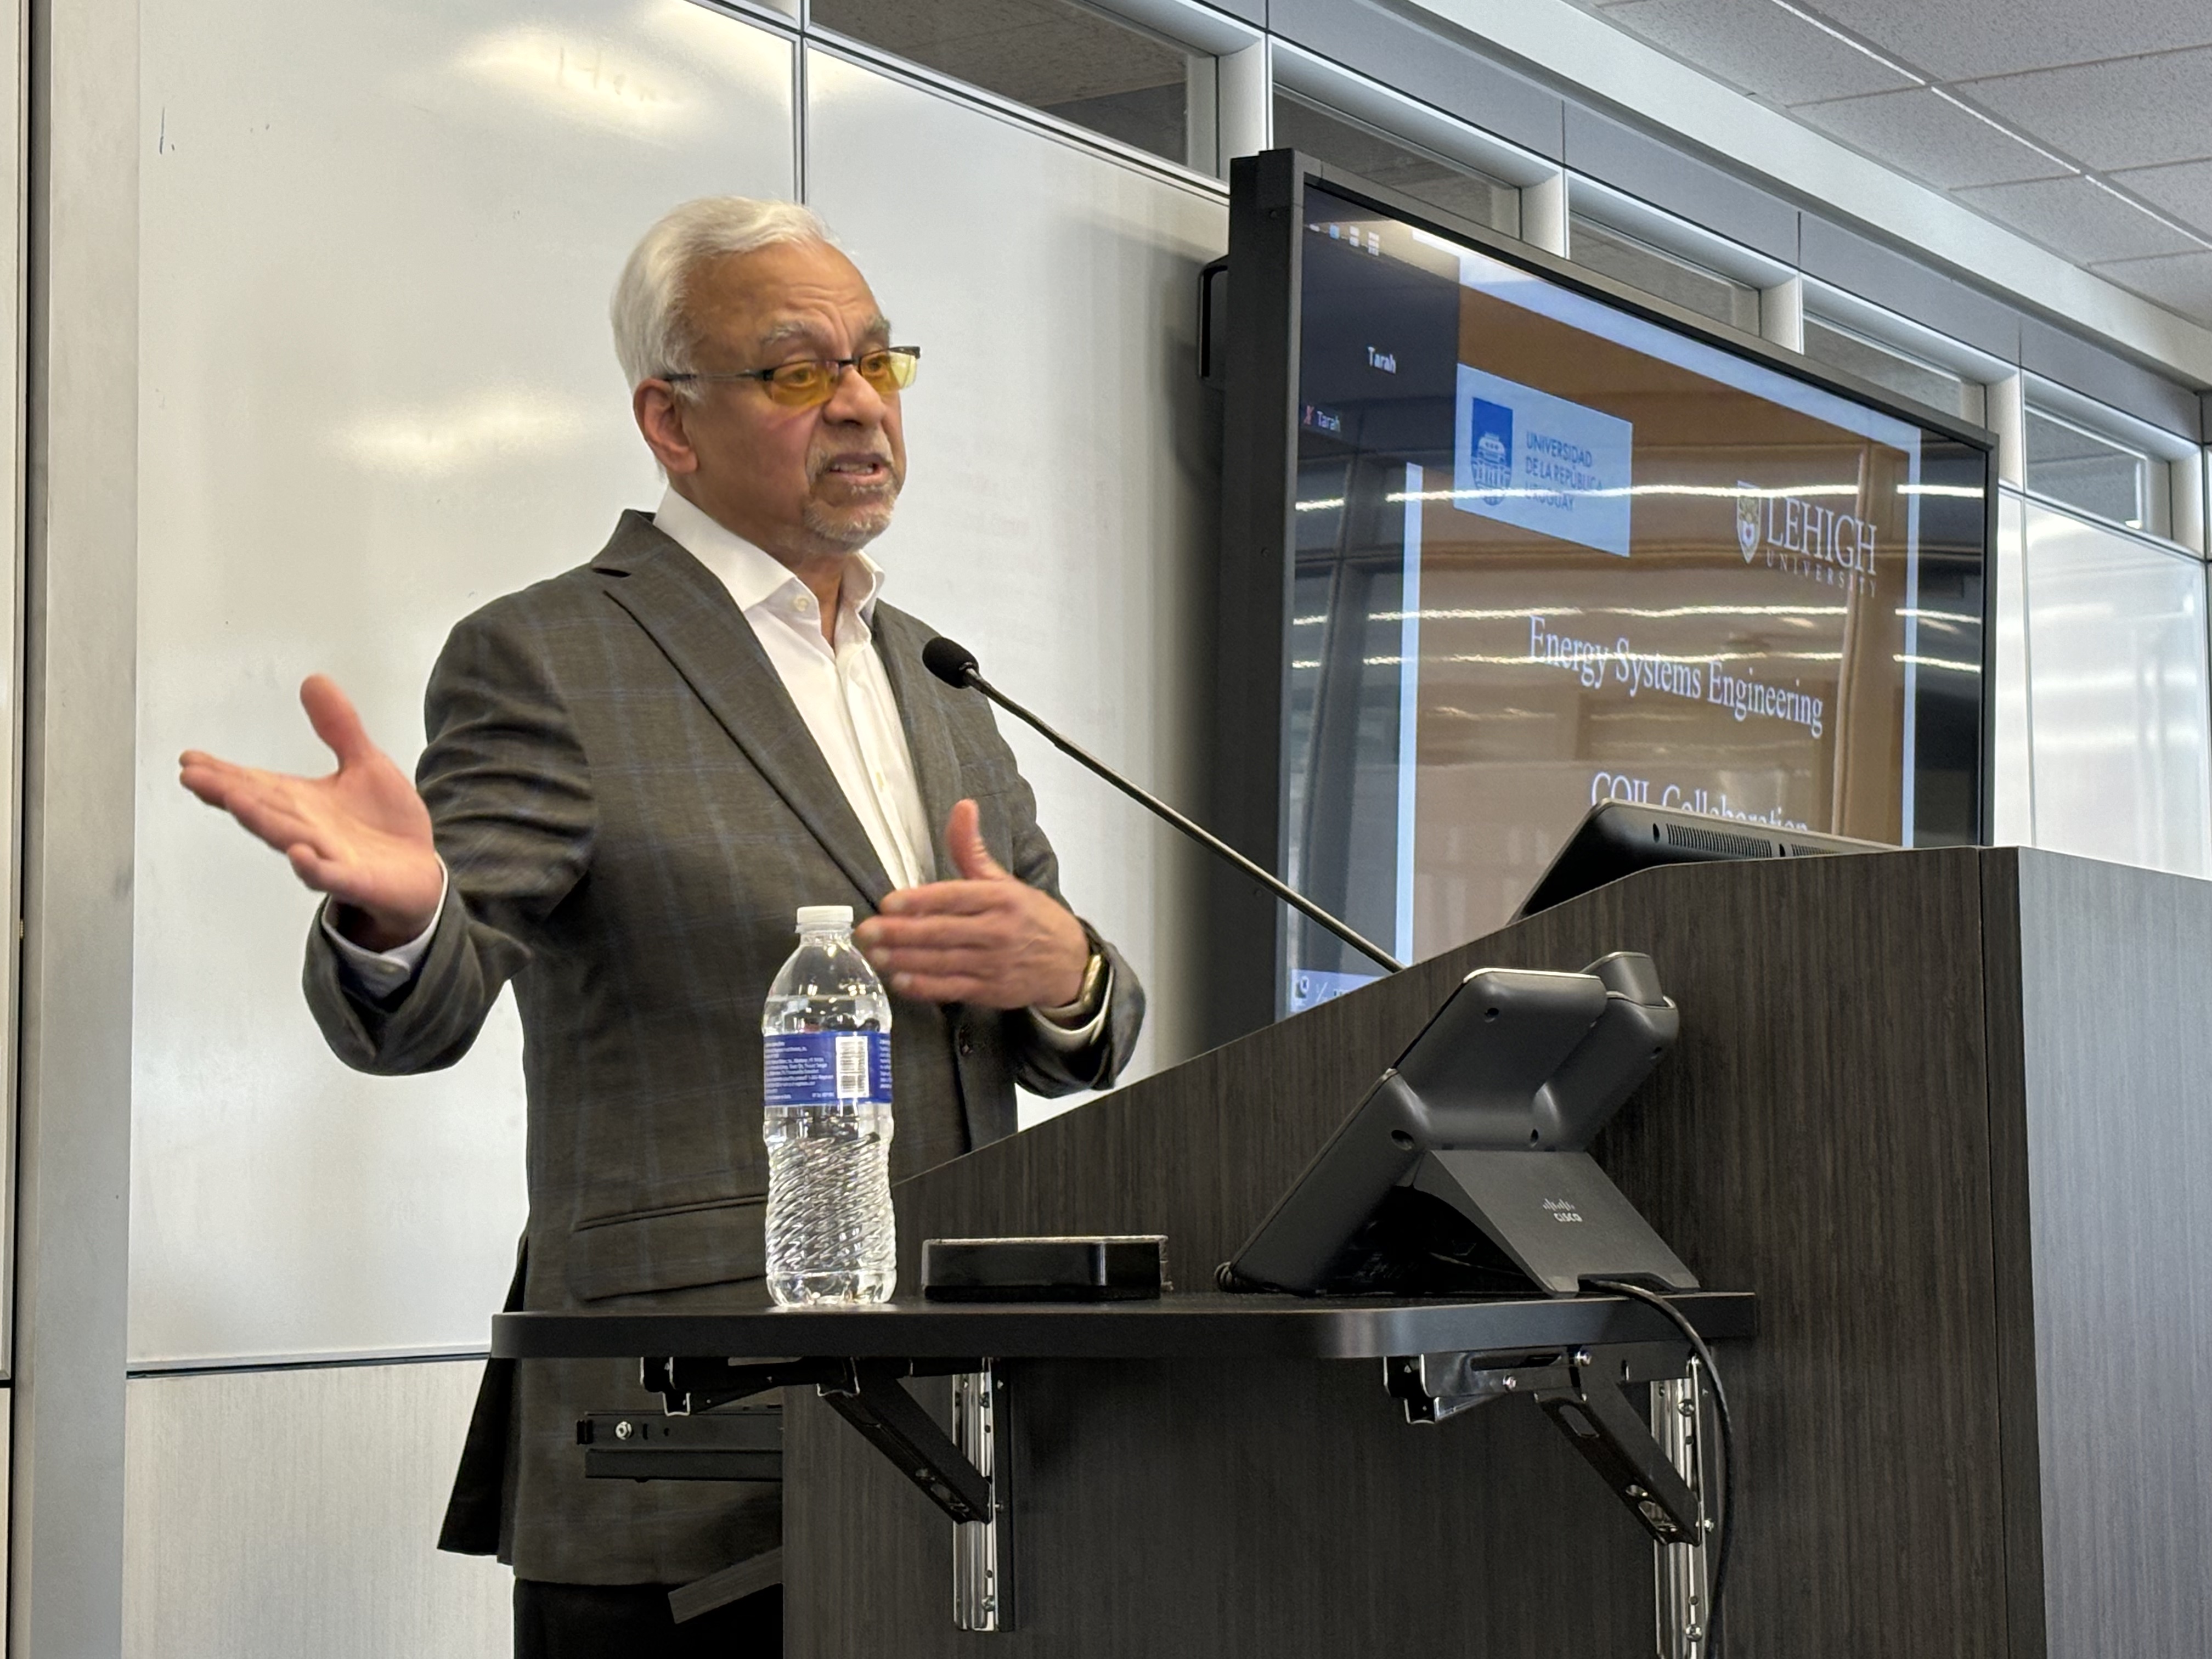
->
[1596,0,1915,103]
[1804,0,2212,82]
[1792,87,2069,189]
[2087,250,2212,328]
[1953,174,2205,264]
[2107,159,2212,238]
[1958,49,2212,171]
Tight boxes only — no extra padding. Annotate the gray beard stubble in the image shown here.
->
[802,475,899,549]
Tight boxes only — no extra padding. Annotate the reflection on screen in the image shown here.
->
[1284,188,1987,1009]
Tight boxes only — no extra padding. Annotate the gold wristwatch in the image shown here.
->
[1037,946,1107,1025]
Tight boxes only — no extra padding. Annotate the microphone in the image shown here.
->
[921,636,1404,974]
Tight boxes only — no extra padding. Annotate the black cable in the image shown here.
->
[1584,1279,1735,1658]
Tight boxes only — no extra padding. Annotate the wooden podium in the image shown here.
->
[495,847,2212,1656]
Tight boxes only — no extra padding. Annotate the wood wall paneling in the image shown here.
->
[2009,851,2212,1658]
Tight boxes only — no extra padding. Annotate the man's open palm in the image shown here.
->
[178,675,444,949]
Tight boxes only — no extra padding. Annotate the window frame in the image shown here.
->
[2022,374,2202,556]
[1566,210,1765,336]
[1270,82,1525,238]
[1267,38,1559,194]
[1801,311,1985,428]
[800,0,1258,187]
[1563,177,1791,295]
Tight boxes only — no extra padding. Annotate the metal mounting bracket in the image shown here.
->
[618,1353,1015,1634]
[951,1364,1013,1632]
[1385,1339,1700,1542]
[641,1354,829,1414]
[578,1406,783,1481]
[630,1353,1012,1633]
[1652,1364,1713,1659]
[816,1358,994,1525]
[810,1359,1014,1633]
[1386,1339,1714,1659]
[640,1352,977,1415]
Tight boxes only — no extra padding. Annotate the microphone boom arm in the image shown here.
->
[961,670,1404,975]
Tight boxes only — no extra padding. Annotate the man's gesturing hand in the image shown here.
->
[855,799,1091,1009]
[178,675,445,950]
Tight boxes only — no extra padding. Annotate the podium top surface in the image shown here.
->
[490,1289,1755,1362]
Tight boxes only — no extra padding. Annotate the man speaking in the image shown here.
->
[178,196,1146,1656]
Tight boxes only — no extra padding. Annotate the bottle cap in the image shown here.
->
[795,904,855,930]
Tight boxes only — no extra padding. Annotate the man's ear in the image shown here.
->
[631,380,699,476]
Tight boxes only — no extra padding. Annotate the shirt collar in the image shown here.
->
[653,484,887,625]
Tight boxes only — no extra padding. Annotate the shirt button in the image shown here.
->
[957,1029,975,1057]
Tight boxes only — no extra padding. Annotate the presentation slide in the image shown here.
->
[1284,184,1986,1000]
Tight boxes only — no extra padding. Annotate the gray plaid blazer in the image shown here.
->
[302,510,1144,1584]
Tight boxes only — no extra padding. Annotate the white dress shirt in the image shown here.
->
[328,488,1105,1044]
[652,486,934,892]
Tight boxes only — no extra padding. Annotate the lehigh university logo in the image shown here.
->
[1735,483,1761,561]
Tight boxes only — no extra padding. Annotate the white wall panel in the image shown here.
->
[134,0,797,1363]
[1990,488,2034,843]
[123,1363,505,1659]
[0,1389,12,1615]
[2021,501,2212,876]
[805,50,1227,1121]
[0,0,24,1382]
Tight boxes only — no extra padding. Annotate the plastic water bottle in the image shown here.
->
[761,905,896,1306]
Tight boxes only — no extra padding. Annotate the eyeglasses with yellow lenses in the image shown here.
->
[662,346,921,408]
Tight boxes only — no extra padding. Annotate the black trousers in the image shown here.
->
[514,1579,783,1658]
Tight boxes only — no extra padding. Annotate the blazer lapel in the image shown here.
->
[591,511,895,906]
[873,605,965,883]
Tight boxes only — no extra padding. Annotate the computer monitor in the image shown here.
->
[1210,150,1993,1031]
[1516,801,1891,921]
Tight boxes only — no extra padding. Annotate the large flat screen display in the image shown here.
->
[1213,157,1991,1023]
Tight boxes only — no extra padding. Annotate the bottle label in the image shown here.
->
[764,1031,891,1108]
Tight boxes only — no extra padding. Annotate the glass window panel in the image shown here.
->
[811,0,1209,168]
[1567,215,1760,334]
[2025,407,2152,531]
[1803,314,1977,422]
[2022,501,2212,876]
[1271,91,1519,236]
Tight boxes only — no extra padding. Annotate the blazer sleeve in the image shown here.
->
[302,605,597,1074]
[988,762,1147,1099]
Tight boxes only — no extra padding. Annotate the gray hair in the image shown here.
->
[610,196,836,394]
